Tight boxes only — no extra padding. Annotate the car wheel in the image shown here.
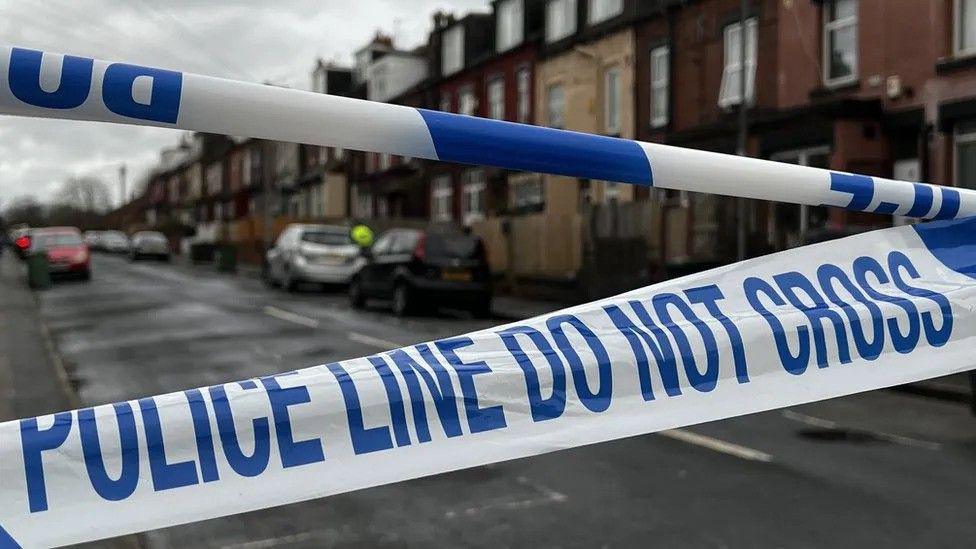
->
[392,282,413,317]
[283,270,299,292]
[472,296,493,319]
[349,277,365,309]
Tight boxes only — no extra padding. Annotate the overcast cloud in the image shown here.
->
[0,0,489,208]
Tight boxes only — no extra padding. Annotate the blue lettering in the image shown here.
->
[684,285,749,383]
[139,397,198,491]
[366,356,412,447]
[388,347,463,441]
[605,301,681,400]
[853,256,921,354]
[9,47,93,109]
[20,412,72,512]
[546,315,613,412]
[887,252,953,347]
[78,403,140,502]
[774,272,853,367]
[498,326,567,421]
[259,374,325,468]
[436,337,507,433]
[208,382,271,477]
[184,389,219,482]
[325,362,394,455]
[652,293,720,392]
[744,277,811,375]
[817,264,885,361]
[102,63,182,123]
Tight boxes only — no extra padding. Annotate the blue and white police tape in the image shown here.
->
[1,45,976,547]
[1,218,974,547]
[0,45,974,219]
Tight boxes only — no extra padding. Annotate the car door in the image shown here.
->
[360,231,394,295]
[267,228,294,282]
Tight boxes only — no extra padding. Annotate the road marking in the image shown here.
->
[263,306,320,328]
[781,410,942,451]
[659,429,774,463]
[444,475,567,519]
[220,531,318,549]
[348,331,402,350]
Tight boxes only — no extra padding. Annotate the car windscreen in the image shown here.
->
[425,233,483,260]
[33,233,83,249]
[137,233,167,243]
[301,231,349,246]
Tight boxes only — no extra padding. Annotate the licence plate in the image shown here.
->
[314,255,344,265]
[441,269,472,282]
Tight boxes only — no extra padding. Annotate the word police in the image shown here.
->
[20,250,950,512]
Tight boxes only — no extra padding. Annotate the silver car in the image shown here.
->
[100,230,130,253]
[129,231,170,260]
[264,224,364,290]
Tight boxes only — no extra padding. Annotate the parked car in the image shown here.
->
[129,231,170,261]
[264,224,364,291]
[83,230,102,249]
[100,231,130,253]
[10,227,31,259]
[349,228,492,317]
[30,227,90,280]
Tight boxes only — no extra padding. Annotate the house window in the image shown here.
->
[333,147,345,161]
[588,0,622,25]
[650,46,670,128]
[440,92,452,113]
[442,26,464,76]
[516,67,531,123]
[956,0,976,55]
[604,66,621,134]
[355,188,373,219]
[823,0,858,85]
[432,175,454,222]
[379,153,391,171]
[459,86,478,116]
[488,78,506,120]
[718,18,757,108]
[547,84,566,128]
[462,169,487,225]
[497,0,524,52]
[546,0,578,43]
[956,120,976,190]
[512,176,545,210]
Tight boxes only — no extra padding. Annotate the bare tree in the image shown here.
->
[58,176,112,213]
[3,195,46,226]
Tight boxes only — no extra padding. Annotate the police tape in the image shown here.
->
[0,46,975,547]
[1,45,975,220]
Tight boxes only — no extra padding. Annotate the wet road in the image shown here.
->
[36,254,976,548]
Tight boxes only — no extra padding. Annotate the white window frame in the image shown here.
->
[546,0,578,43]
[487,77,506,120]
[718,18,757,109]
[650,46,670,128]
[956,0,976,56]
[432,175,454,222]
[604,66,621,134]
[459,86,478,116]
[512,176,545,210]
[497,0,525,53]
[516,67,531,123]
[440,93,452,113]
[547,83,566,129]
[379,153,391,171]
[355,188,373,219]
[588,0,623,25]
[462,169,487,225]
[442,25,465,76]
[823,0,858,87]
[955,121,976,189]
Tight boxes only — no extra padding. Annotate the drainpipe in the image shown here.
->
[735,0,749,261]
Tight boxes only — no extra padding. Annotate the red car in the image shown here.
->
[30,227,91,280]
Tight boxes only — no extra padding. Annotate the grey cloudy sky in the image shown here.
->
[0,0,489,208]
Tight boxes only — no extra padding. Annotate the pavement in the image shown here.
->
[6,252,976,547]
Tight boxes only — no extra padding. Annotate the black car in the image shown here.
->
[349,228,492,317]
